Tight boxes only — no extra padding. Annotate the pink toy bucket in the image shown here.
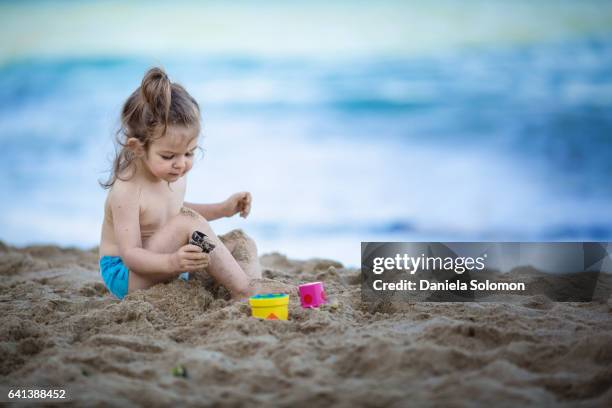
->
[299,281,326,308]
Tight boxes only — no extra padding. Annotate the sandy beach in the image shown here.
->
[1,241,611,407]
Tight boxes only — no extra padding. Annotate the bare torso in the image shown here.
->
[99,174,187,259]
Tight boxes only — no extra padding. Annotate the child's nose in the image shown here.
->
[173,158,185,169]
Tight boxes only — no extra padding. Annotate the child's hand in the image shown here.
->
[223,192,252,218]
[170,244,210,273]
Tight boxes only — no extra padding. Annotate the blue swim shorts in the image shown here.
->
[99,256,190,300]
[99,256,129,300]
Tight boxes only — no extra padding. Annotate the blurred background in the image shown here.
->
[1,0,611,267]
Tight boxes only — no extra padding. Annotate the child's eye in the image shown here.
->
[160,155,174,160]
[186,152,194,157]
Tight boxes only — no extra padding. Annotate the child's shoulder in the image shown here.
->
[108,177,142,204]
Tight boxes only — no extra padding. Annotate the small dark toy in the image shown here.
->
[189,230,216,253]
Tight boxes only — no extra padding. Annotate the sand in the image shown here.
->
[1,241,611,407]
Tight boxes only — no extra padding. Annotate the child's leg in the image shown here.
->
[218,229,261,280]
[128,207,294,299]
[218,230,298,296]
[128,207,250,298]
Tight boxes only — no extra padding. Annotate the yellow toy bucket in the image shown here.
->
[249,294,289,320]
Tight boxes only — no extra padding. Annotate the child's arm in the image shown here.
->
[184,192,251,221]
[111,183,184,276]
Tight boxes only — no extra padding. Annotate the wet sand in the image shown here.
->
[1,241,611,407]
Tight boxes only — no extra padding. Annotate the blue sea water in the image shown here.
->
[1,33,612,266]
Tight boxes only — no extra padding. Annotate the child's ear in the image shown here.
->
[126,138,145,157]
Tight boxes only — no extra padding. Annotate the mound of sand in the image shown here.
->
[1,242,611,406]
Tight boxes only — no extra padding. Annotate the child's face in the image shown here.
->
[143,125,199,182]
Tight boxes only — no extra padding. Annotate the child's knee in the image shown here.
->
[179,206,202,220]
[172,207,213,242]
[177,207,209,228]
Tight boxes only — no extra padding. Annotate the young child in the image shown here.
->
[98,67,290,300]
